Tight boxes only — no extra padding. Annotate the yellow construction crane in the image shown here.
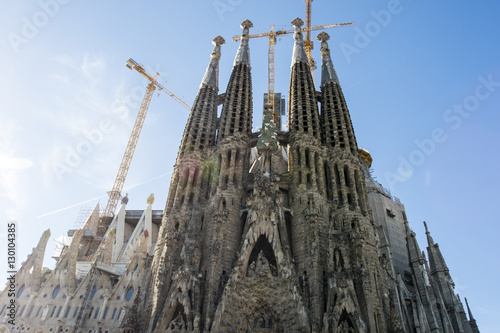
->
[232,21,352,128]
[304,0,316,85]
[97,59,191,236]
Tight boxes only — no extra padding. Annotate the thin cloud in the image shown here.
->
[81,54,106,79]
[0,118,32,219]
[40,53,134,188]
[50,73,69,85]
[0,155,33,170]
[36,194,106,219]
[36,172,171,219]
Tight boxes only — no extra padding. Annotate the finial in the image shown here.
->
[121,193,129,205]
[147,193,155,205]
[292,17,304,38]
[42,229,51,239]
[423,221,429,234]
[465,297,475,320]
[238,20,253,40]
[241,19,253,30]
[213,36,225,47]
[291,17,304,30]
[317,31,330,51]
[211,36,225,60]
[424,221,437,247]
[317,31,330,43]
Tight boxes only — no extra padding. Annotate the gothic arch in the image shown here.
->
[337,309,358,333]
[166,303,187,332]
[246,235,278,277]
[333,247,345,271]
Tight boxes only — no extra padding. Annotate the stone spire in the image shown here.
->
[318,31,357,154]
[404,220,443,331]
[288,17,320,140]
[317,31,339,85]
[424,221,434,244]
[424,221,449,274]
[465,297,475,322]
[16,229,50,293]
[291,17,309,65]
[218,19,253,142]
[465,297,480,333]
[178,36,224,157]
[424,221,466,332]
[200,35,225,90]
[233,19,252,67]
[405,220,425,265]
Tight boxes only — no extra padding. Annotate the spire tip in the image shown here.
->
[317,31,330,42]
[465,297,476,320]
[241,19,253,29]
[212,36,226,47]
[234,20,251,66]
[291,17,304,28]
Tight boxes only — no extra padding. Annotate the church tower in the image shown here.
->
[142,18,400,333]
[145,34,227,332]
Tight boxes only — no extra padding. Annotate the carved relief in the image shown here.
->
[252,310,276,332]
[303,195,319,216]
[167,305,187,332]
[247,237,278,278]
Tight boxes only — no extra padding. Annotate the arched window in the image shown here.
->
[17,285,25,298]
[125,287,134,302]
[52,285,60,299]
[88,286,97,300]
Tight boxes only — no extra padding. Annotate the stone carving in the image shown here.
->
[338,320,354,332]
[303,194,320,216]
[121,193,129,205]
[169,312,186,331]
[213,197,229,217]
[147,193,155,204]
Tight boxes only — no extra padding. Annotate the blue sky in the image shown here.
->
[1,0,499,331]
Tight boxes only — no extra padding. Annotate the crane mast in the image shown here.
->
[266,26,278,126]
[304,0,316,86]
[97,59,190,237]
[97,82,156,236]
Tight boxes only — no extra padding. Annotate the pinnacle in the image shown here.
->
[199,36,223,91]
[318,31,339,85]
[241,19,253,29]
[291,18,308,65]
[291,17,304,28]
[317,31,330,42]
[424,221,435,245]
[233,19,252,66]
[213,35,226,46]
[465,297,476,320]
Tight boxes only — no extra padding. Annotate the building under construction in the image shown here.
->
[0,17,480,333]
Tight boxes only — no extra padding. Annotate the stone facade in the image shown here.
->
[0,19,480,333]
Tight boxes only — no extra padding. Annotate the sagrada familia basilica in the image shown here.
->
[1,18,480,333]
